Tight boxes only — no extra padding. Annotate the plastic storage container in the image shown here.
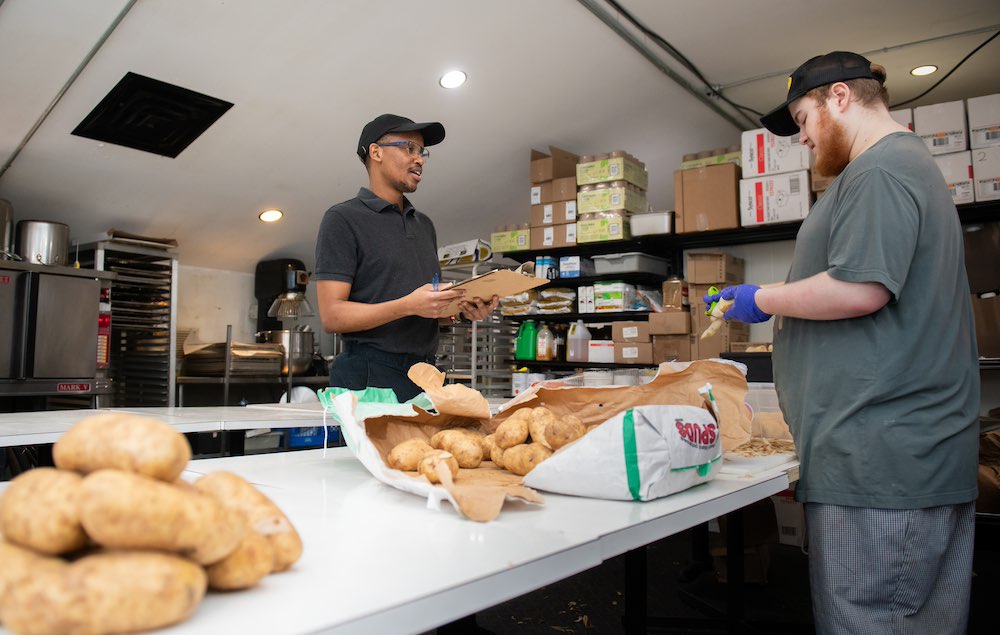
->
[592,252,669,276]
[566,320,592,362]
[629,211,674,236]
[535,323,555,361]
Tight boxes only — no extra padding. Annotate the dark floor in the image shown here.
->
[434,520,1000,635]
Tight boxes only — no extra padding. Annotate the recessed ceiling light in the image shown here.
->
[259,209,283,222]
[910,65,938,77]
[439,70,467,89]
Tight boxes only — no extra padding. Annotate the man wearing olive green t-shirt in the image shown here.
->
[705,52,979,634]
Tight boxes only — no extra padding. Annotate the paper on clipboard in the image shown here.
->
[443,265,547,316]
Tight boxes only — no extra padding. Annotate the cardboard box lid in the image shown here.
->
[530,146,579,182]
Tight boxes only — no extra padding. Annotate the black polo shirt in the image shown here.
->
[314,188,441,355]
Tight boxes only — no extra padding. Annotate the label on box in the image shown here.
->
[530,186,541,205]
[972,126,1000,148]
[542,226,554,246]
[741,129,811,177]
[543,204,553,224]
[622,326,638,339]
[622,346,638,359]
[921,131,965,154]
[739,171,810,227]
[565,223,577,243]
[565,200,577,221]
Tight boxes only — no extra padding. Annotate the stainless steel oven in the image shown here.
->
[1,261,115,404]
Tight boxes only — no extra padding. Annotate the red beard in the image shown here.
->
[813,106,852,177]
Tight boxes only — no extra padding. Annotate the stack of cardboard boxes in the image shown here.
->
[611,320,652,364]
[527,146,580,249]
[739,128,812,228]
[649,309,692,362]
[576,152,649,244]
[493,146,652,253]
[686,253,750,358]
[912,94,1000,206]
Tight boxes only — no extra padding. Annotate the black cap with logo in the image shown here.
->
[761,51,880,137]
[357,114,446,162]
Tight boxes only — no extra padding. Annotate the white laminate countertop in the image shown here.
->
[10,448,794,635]
[0,446,792,635]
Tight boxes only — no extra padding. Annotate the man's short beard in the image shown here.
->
[813,105,852,177]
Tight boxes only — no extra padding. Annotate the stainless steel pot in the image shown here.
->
[256,329,314,376]
[0,199,13,259]
[16,220,70,266]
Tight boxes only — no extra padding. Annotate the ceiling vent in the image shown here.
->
[72,72,233,158]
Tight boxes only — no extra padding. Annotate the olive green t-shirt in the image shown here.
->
[773,132,980,509]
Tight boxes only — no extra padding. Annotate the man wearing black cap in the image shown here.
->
[314,114,499,402]
[705,52,979,633]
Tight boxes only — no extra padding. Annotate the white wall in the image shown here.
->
[176,265,334,358]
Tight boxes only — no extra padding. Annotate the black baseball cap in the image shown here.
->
[357,114,446,162]
[760,51,880,136]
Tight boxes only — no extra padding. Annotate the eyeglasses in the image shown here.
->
[377,141,430,159]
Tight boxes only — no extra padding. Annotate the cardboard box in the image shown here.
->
[681,151,742,170]
[771,491,807,548]
[973,145,1000,202]
[741,128,812,177]
[530,181,552,205]
[740,170,811,227]
[971,293,1000,358]
[686,253,745,285]
[914,100,968,155]
[530,146,578,184]
[612,321,650,343]
[559,256,595,278]
[967,93,1000,149]
[674,164,741,233]
[530,224,576,249]
[889,108,913,131]
[552,176,577,202]
[530,200,578,226]
[577,215,631,243]
[490,229,530,253]
[934,151,974,206]
[588,340,615,364]
[576,156,649,189]
[651,334,693,362]
[648,311,690,335]
[614,342,653,364]
[692,323,750,359]
[577,186,647,214]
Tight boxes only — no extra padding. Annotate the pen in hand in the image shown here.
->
[432,273,439,291]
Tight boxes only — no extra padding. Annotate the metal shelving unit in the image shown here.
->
[437,261,517,398]
[79,240,178,407]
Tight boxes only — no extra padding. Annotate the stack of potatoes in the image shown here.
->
[0,413,302,635]
[386,406,592,480]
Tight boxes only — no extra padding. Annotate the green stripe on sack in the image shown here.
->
[622,409,642,500]
[671,454,723,477]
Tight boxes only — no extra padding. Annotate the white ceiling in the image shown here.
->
[1,0,998,273]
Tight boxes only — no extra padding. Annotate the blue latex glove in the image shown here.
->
[703,284,771,323]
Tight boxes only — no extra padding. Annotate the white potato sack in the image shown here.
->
[522,405,722,501]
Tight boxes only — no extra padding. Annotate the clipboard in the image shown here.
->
[443,264,548,316]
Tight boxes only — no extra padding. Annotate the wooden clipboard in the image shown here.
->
[443,266,548,316]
